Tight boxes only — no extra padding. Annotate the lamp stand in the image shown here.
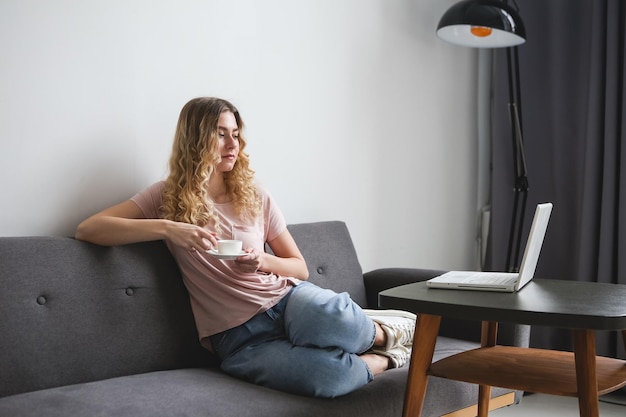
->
[504,46,529,273]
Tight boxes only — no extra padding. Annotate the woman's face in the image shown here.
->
[215,110,240,173]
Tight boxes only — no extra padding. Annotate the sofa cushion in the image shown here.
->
[0,368,405,417]
[0,340,513,417]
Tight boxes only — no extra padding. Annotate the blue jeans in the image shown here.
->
[210,282,376,398]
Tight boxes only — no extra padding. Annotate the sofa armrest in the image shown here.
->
[363,267,530,348]
[363,267,445,308]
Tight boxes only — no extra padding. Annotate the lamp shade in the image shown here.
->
[437,0,526,48]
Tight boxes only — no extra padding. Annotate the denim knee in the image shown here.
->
[285,282,376,354]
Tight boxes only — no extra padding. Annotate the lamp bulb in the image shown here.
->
[470,26,493,37]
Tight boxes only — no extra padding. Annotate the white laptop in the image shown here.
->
[427,203,553,293]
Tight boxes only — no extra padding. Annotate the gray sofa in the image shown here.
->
[0,221,526,417]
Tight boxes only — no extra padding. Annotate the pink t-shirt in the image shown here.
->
[131,181,300,339]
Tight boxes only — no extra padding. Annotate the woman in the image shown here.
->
[76,97,415,398]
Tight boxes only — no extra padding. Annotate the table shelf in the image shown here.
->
[429,346,626,397]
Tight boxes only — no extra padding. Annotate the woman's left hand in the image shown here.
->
[235,248,263,273]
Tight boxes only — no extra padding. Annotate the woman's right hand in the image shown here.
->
[164,221,218,252]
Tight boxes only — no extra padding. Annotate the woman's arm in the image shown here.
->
[75,200,217,250]
[237,228,309,280]
[263,229,309,280]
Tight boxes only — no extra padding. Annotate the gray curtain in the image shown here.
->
[487,0,626,361]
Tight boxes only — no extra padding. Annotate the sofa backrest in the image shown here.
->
[0,237,210,398]
[0,221,366,398]
[286,221,366,307]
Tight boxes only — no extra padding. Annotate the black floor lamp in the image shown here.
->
[437,0,529,273]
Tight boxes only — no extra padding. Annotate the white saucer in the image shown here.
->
[207,249,246,260]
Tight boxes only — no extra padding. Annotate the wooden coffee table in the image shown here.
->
[379,279,626,417]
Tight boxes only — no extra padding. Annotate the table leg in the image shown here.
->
[478,321,498,417]
[403,313,441,417]
[572,329,599,417]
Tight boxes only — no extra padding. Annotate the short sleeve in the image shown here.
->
[130,181,165,219]
[260,187,287,242]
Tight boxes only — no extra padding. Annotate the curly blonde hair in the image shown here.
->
[161,97,261,228]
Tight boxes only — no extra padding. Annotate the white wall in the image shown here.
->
[0,0,478,272]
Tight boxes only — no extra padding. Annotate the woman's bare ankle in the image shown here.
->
[360,353,389,375]
[373,322,387,347]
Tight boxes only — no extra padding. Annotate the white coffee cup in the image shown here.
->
[216,240,243,255]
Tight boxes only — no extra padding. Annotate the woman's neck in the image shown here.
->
[208,177,230,203]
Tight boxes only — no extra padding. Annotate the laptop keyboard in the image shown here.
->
[465,274,518,285]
